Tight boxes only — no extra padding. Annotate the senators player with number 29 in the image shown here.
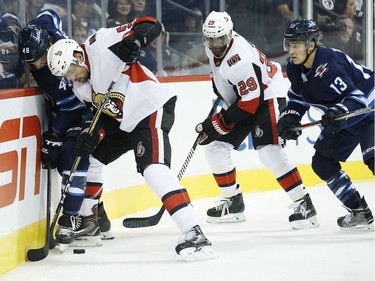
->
[195,11,319,229]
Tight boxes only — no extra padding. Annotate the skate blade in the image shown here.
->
[100,230,115,240]
[69,236,103,248]
[291,216,320,230]
[206,213,246,223]
[55,243,69,254]
[339,223,374,232]
[177,246,216,262]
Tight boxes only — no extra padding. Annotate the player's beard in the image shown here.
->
[211,45,227,58]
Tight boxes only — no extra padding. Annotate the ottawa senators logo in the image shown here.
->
[137,141,145,157]
[254,125,264,138]
[227,54,241,67]
[92,90,125,119]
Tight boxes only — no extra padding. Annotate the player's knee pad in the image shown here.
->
[61,170,86,215]
[257,144,293,176]
[87,155,104,183]
[311,152,341,180]
[205,141,234,172]
[143,163,182,199]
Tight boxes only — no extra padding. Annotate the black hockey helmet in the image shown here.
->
[18,25,49,62]
[283,19,319,51]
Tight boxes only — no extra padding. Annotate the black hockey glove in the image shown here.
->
[41,131,63,169]
[75,110,105,156]
[75,127,106,156]
[277,109,302,140]
[195,111,234,145]
[321,103,349,134]
[117,36,141,65]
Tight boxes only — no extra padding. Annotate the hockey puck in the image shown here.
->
[73,249,85,254]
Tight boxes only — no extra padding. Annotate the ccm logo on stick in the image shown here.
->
[0,116,42,208]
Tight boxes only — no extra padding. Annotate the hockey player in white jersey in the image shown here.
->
[47,16,214,261]
[195,11,319,229]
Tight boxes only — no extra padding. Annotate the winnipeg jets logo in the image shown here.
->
[314,63,328,78]
[320,0,335,10]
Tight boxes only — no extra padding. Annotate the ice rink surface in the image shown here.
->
[2,181,374,281]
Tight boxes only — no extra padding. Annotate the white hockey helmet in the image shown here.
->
[202,11,233,58]
[47,39,84,77]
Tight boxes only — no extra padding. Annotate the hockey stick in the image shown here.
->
[27,62,126,261]
[292,106,375,131]
[123,96,222,228]
[27,164,52,261]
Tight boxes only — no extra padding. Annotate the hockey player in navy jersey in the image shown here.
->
[278,19,374,230]
[46,16,215,261]
[18,9,114,246]
[194,11,319,230]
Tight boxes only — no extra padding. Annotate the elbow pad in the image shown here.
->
[132,17,162,48]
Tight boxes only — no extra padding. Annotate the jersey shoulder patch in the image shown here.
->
[89,33,96,45]
[227,54,241,67]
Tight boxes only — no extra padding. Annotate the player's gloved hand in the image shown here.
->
[75,127,105,156]
[117,36,141,65]
[321,103,348,134]
[277,109,302,140]
[195,112,234,145]
[41,131,63,169]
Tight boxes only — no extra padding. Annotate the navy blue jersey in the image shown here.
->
[286,46,374,127]
[27,10,85,134]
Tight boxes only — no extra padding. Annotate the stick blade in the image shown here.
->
[122,218,155,228]
[123,206,165,228]
[27,246,49,262]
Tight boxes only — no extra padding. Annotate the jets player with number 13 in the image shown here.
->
[278,19,374,231]
[195,11,319,229]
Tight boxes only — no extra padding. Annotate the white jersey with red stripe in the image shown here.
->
[73,22,175,132]
[206,31,290,113]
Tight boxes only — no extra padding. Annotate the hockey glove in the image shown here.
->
[41,131,63,169]
[75,127,105,156]
[117,36,141,65]
[195,112,234,145]
[321,103,349,134]
[75,109,105,156]
[277,109,302,140]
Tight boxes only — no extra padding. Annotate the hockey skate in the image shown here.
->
[288,194,319,230]
[98,201,114,240]
[337,197,374,231]
[175,225,215,261]
[55,215,80,245]
[206,192,246,223]
[71,214,103,247]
